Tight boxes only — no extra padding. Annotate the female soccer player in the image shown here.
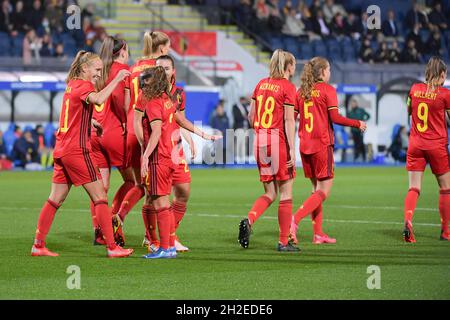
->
[31,51,133,258]
[90,36,134,247]
[290,57,366,245]
[113,31,172,249]
[238,49,299,252]
[403,56,450,242]
[136,66,220,259]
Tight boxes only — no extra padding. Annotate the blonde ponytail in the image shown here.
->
[66,50,100,83]
[269,49,295,79]
[141,31,170,60]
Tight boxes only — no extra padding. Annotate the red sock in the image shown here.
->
[294,191,326,225]
[172,201,187,231]
[278,199,293,246]
[439,189,450,234]
[311,203,323,236]
[147,205,158,242]
[34,199,60,247]
[142,205,151,239]
[111,181,134,215]
[169,210,176,247]
[156,207,172,250]
[248,195,273,225]
[94,200,115,249]
[118,185,145,221]
[89,201,99,229]
[404,188,420,222]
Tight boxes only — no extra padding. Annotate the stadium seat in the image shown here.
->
[0,32,11,56]
[312,40,327,57]
[326,39,343,63]
[11,33,24,57]
[284,36,300,58]
[269,36,284,51]
[44,123,56,148]
[298,41,313,60]
[3,124,17,158]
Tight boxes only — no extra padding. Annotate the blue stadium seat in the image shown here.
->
[11,33,24,57]
[312,40,327,57]
[44,123,56,148]
[342,41,357,62]
[0,32,11,56]
[326,39,343,62]
[269,36,284,51]
[3,124,17,158]
[284,36,300,58]
[298,41,313,60]
[419,29,430,44]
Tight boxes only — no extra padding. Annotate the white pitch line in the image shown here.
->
[0,206,441,227]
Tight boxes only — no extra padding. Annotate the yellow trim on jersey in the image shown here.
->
[327,106,338,110]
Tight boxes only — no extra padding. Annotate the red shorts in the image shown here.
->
[172,157,191,185]
[301,145,334,180]
[255,137,295,183]
[91,130,127,169]
[406,144,450,175]
[144,163,174,196]
[52,152,101,186]
[126,133,141,169]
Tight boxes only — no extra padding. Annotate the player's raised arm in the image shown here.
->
[174,111,222,141]
[88,69,130,106]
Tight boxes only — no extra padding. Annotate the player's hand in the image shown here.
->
[92,120,103,136]
[141,155,149,178]
[287,150,296,168]
[204,133,223,141]
[189,141,196,160]
[115,69,131,82]
[359,121,367,132]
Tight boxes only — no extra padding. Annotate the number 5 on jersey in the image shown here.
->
[304,101,313,133]
[254,95,275,129]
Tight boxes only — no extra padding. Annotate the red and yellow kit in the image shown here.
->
[296,82,340,180]
[91,61,129,169]
[170,83,192,185]
[52,79,101,186]
[252,77,297,182]
[136,92,179,195]
[126,58,157,168]
[406,83,450,175]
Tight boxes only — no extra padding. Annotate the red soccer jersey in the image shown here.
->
[136,92,178,168]
[127,58,157,135]
[408,83,450,150]
[53,79,95,158]
[251,77,297,140]
[295,82,338,154]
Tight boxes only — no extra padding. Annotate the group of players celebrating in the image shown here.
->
[29,30,449,259]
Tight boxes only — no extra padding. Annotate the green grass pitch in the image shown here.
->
[0,167,449,299]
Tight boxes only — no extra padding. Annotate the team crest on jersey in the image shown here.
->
[164,100,173,110]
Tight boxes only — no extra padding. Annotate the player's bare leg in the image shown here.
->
[90,167,110,245]
[436,171,450,241]
[404,171,423,243]
[32,183,71,257]
[172,182,190,252]
[239,181,277,248]
[83,180,133,258]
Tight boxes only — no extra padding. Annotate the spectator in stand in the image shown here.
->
[346,12,363,40]
[401,39,422,63]
[26,0,44,34]
[210,100,230,165]
[375,41,390,63]
[267,0,284,33]
[0,130,13,171]
[232,96,250,163]
[13,129,40,168]
[330,12,348,38]
[309,0,321,18]
[405,1,428,31]
[236,0,253,31]
[81,2,95,21]
[299,6,316,37]
[406,23,425,54]
[254,0,270,33]
[322,0,347,24]
[23,29,42,65]
[39,33,53,56]
[45,0,64,31]
[282,0,293,17]
[389,40,401,63]
[388,125,408,163]
[359,36,374,63]
[428,1,448,32]
[53,42,66,60]
[382,10,400,38]
[0,0,11,33]
[426,31,444,56]
[10,1,28,35]
[312,9,332,39]
[347,98,370,162]
[0,130,6,158]
[282,7,306,37]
